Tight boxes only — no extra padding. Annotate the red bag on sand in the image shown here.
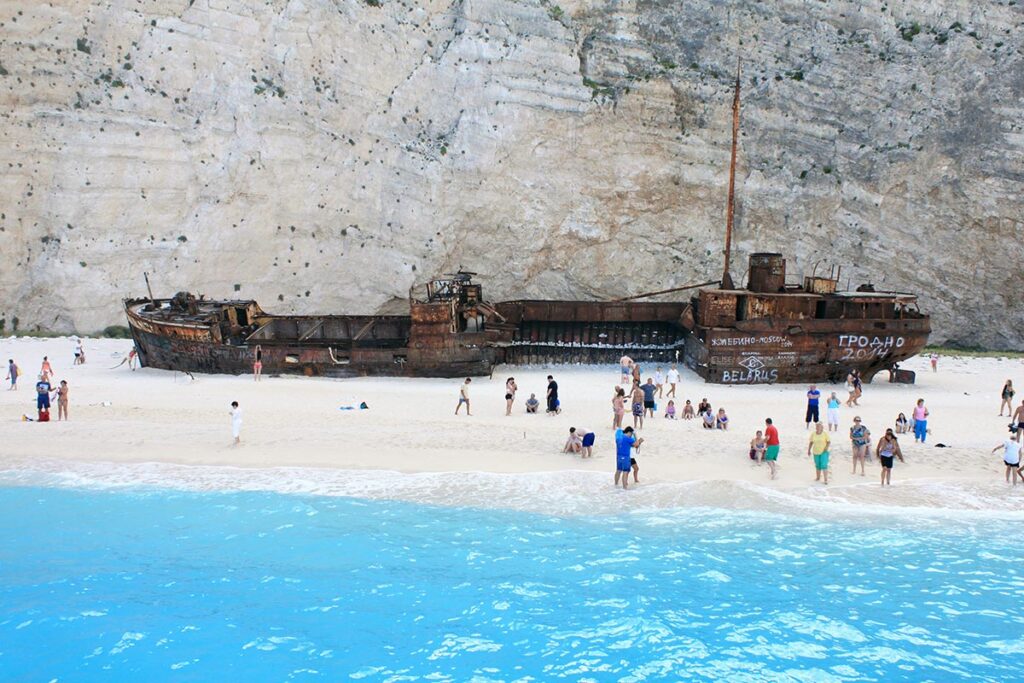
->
[38,409,50,422]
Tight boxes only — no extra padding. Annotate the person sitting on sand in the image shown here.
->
[664,400,676,419]
[895,412,910,434]
[750,430,766,463]
[563,427,582,454]
[702,408,715,429]
[716,408,729,430]
[993,431,1023,485]
[697,398,711,416]
[682,399,695,420]
[525,393,539,413]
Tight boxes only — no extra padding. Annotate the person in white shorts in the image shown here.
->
[993,432,1023,485]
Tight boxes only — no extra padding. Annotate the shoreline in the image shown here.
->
[2,337,1023,518]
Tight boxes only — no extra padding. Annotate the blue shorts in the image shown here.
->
[621,366,629,375]
[581,433,595,448]
[37,394,50,409]
[616,456,631,472]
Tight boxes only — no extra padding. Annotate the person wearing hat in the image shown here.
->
[849,416,871,476]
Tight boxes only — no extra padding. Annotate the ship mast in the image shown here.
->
[722,60,741,290]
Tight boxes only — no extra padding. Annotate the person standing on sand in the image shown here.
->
[128,346,137,371]
[750,430,766,464]
[40,356,53,381]
[73,339,85,365]
[55,380,69,421]
[666,364,680,398]
[805,384,821,428]
[631,362,642,387]
[826,392,841,432]
[642,377,657,419]
[1000,380,1015,417]
[546,375,560,414]
[807,422,831,485]
[6,359,17,390]
[876,429,904,486]
[35,375,52,417]
[930,352,938,372]
[654,367,665,398]
[912,398,929,443]
[614,426,643,489]
[455,378,472,415]
[612,387,626,429]
[504,377,518,416]
[764,418,780,480]
[631,381,645,430]
[253,345,263,382]
[619,356,633,385]
[849,416,871,476]
[230,401,243,445]
[993,432,1023,485]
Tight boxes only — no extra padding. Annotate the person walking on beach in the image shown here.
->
[612,386,625,429]
[750,430,766,464]
[5,359,17,390]
[849,416,871,476]
[253,345,263,382]
[631,382,645,429]
[455,378,472,415]
[230,401,243,445]
[631,362,642,387]
[1000,380,1015,417]
[1013,400,1024,441]
[642,377,657,419]
[546,375,560,414]
[912,398,929,443]
[826,392,840,432]
[55,380,69,421]
[666,363,680,398]
[993,432,1023,485]
[40,356,53,381]
[614,426,643,489]
[619,356,633,385]
[845,371,862,407]
[128,346,138,370]
[764,418,780,480]
[930,352,938,372]
[654,367,665,398]
[73,339,85,365]
[807,422,831,485]
[805,384,821,428]
[876,429,904,486]
[505,377,518,416]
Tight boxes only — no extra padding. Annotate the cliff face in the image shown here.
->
[0,0,1021,347]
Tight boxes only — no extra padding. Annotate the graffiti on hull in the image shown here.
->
[837,335,905,361]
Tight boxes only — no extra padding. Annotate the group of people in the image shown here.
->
[462,375,559,417]
[13,355,71,422]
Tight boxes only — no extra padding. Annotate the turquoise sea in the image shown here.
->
[1,472,1022,682]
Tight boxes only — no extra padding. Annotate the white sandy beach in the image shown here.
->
[2,337,1023,514]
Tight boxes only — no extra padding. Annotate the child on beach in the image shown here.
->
[876,429,904,486]
[750,430,766,463]
[993,433,1023,485]
[682,400,695,420]
[664,400,676,419]
[525,393,539,413]
[826,392,840,432]
[716,408,729,430]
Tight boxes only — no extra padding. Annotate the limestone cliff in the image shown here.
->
[0,0,1021,348]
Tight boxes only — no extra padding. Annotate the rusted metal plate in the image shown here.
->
[748,253,786,292]
[742,294,816,321]
[698,291,738,327]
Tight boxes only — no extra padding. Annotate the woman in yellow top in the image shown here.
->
[807,422,831,485]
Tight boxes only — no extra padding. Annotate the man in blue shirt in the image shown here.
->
[36,376,52,413]
[614,426,644,489]
[806,384,821,428]
[641,377,658,420]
